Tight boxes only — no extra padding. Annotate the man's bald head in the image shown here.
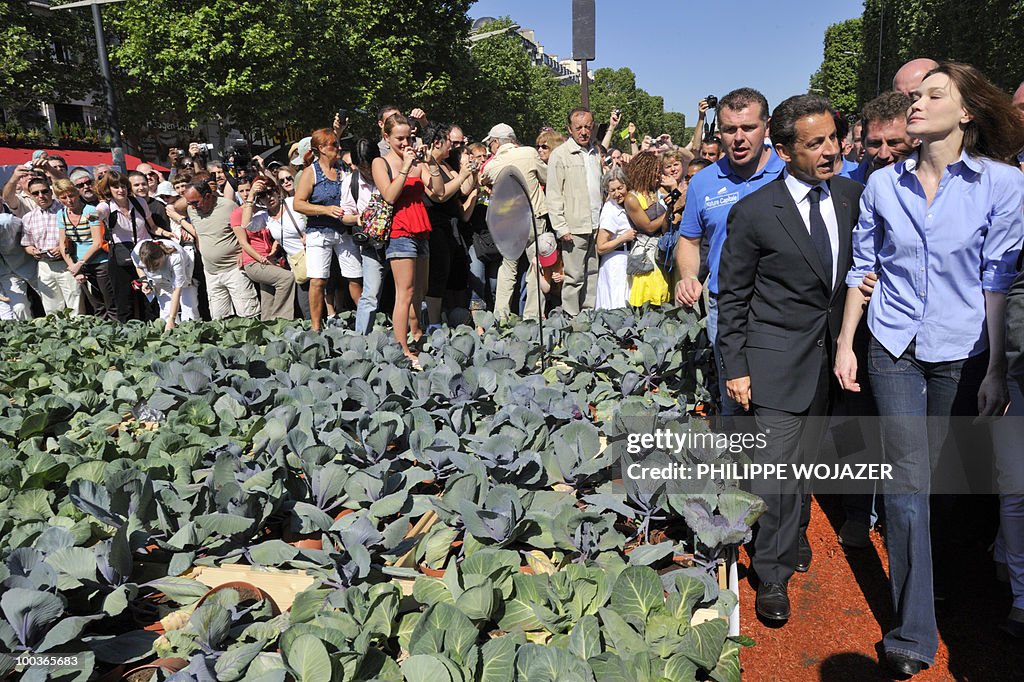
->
[892,58,939,95]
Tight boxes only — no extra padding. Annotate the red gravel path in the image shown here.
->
[738,496,1023,681]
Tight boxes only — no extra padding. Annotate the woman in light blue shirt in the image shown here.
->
[834,63,1024,675]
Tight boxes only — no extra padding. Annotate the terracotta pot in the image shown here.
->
[418,562,446,578]
[418,540,462,578]
[195,581,280,616]
[289,537,322,550]
[118,657,187,682]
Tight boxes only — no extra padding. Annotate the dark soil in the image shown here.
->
[738,495,1023,681]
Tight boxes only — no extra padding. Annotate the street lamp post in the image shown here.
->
[876,0,885,96]
[52,0,126,171]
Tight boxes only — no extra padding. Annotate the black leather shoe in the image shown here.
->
[795,533,812,572]
[755,582,790,621]
[1001,617,1024,639]
[885,651,925,678]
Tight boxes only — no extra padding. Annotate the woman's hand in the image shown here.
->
[325,205,344,219]
[401,148,416,173]
[68,261,82,276]
[834,344,861,393]
[620,227,636,243]
[977,371,1009,419]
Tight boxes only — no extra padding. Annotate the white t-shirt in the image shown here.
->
[339,170,377,216]
[131,239,193,290]
[249,198,306,257]
[98,198,153,244]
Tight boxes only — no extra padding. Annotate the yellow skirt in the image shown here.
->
[629,268,670,306]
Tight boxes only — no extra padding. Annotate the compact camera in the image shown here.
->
[705,95,718,109]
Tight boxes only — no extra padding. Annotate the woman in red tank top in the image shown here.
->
[371,114,445,365]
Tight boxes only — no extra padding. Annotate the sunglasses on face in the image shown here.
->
[279,176,293,183]
[146,172,159,178]
[537,144,549,150]
[30,189,51,197]
[74,180,92,188]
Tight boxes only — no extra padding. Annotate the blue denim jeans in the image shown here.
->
[355,245,384,334]
[707,295,741,417]
[467,242,499,310]
[868,337,985,665]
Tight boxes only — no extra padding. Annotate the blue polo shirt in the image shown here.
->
[837,157,860,180]
[680,148,785,293]
[844,157,870,184]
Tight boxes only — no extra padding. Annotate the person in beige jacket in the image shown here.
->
[481,123,549,320]
[545,108,603,315]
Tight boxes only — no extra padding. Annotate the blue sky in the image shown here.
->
[470,0,865,122]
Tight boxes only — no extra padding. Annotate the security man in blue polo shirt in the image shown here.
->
[674,87,785,415]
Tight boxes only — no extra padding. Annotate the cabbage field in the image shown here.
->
[0,309,762,681]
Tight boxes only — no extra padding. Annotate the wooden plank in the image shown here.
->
[185,565,315,612]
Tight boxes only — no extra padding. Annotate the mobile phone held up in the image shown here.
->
[665,188,682,205]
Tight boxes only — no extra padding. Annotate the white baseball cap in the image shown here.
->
[155,180,178,197]
[483,123,515,144]
[290,137,312,165]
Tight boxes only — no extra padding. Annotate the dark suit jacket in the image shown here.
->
[1007,268,1024,389]
[717,175,863,414]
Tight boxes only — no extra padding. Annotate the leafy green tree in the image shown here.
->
[461,18,552,141]
[0,1,98,123]
[809,18,862,116]
[105,0,475,145]
[857,0,1023,104]
[660,111,689,147]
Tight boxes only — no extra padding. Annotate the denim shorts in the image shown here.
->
[386,236,430,260]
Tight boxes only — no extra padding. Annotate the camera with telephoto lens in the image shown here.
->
[705,95,718,109]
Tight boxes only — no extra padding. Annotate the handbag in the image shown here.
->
[473,228,501,262]
[626,236,656,275]
[355,164,395,250]
[279,201,309,285]
[287,250,308,285]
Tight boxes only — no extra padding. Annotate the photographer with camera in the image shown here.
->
[373,114,445,364]
[422,121,477,327]
[623,151,674,307]
[131,239,200,331]
[233,176,296,321]
[684,96,718,159]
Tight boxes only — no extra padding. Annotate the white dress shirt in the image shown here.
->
[784,172,839,287]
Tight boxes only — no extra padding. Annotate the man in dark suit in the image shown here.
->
[717,94,863,623]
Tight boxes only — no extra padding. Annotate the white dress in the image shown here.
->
[595,200,631,309]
